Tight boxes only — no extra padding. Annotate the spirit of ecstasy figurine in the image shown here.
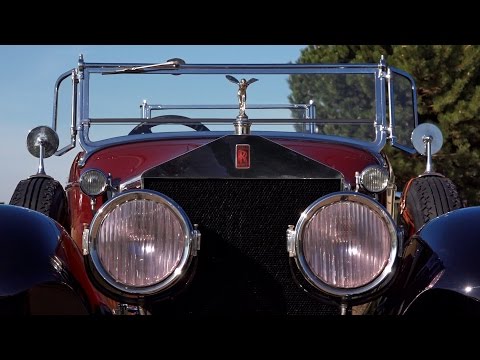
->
[226,75,258,118]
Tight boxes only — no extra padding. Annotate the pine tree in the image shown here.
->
[290,45,480,205]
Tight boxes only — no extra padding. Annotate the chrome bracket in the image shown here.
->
[233,115,252,135]
[191,224,201,256]
[286,225,296,257]
[82,228,90,255]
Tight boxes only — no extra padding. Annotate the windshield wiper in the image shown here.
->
[102,58,185,75]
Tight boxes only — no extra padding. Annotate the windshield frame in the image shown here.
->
[51,56,418,160]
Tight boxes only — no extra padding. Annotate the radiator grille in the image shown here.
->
[144,178,341,316]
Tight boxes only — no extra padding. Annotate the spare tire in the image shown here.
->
[402,175,462,235]
[9,176,70,233]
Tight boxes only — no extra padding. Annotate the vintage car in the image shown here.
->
[1,55,479,316]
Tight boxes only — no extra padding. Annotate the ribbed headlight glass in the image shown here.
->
[80,169,107,196]
[304,202,390,288]
[360,165,389,193]
[88,190,197,295]
[293,192,397,297]
[97,198,184,287]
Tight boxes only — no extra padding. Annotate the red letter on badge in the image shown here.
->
[235,144,250,169]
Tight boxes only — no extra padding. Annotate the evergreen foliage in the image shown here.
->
[290,45,480,205]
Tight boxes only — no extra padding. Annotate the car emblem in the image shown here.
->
[235,144,250,169]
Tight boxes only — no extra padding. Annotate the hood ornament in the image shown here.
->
[226,75,258,135]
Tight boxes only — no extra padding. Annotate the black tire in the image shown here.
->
[9,176,71,233]
[405,176,462,232]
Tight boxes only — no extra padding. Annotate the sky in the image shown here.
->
[0,45,305,203]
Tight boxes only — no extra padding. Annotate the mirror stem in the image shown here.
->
[37,141,46,175]
[424,135,433,173]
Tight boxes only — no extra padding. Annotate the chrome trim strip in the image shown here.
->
[376,63,387,143]
[142,103,313,117]
[387,67,395,144]
[84,62,381,74]
[80,56,89,126]
[88,117,373,124]
[119,174,142,192]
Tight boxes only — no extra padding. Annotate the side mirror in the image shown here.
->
[26,126,59,175]
[411,123,443,174]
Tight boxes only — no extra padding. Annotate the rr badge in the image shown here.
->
[235,144,250,169]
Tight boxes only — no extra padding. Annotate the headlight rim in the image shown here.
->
[87,189,196,297]
[293,192,398,299]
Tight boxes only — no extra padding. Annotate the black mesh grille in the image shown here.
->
[144,178,341,316]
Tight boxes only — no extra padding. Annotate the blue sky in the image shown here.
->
[0,45,305,202]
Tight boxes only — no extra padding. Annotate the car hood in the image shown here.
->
[72,134,383,186]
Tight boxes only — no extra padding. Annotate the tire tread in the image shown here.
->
[405,176,462,232]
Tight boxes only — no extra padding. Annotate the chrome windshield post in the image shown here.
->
[306,99,316,134]
[140,99,149,119]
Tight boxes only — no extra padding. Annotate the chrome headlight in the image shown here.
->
[360,165,389,193]
[85,190,200,297]
[287,192,398,300]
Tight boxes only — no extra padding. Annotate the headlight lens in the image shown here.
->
[291,192,397,297]
[88,190,198,296]
[80,169,107,196]
[360,165,389,193]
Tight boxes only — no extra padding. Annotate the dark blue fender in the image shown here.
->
[0,204,110,315]
[371,206,480,315]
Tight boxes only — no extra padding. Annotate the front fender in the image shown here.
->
[0,204,111,314]
[371,206,480,315]
[408,207,480,311]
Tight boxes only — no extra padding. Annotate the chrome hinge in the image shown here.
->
[77,54,85,79]
[377,55,390,79]
[286,225,296,257]
[355,171,361,192]
[82,228,90,255]
[377,124,389,133]
[376,123,393,141]
[191,224,201,256]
